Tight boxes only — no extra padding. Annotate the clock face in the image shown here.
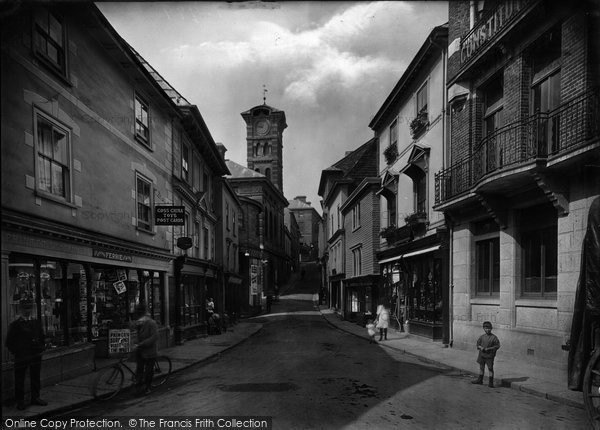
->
[256,119,270,136]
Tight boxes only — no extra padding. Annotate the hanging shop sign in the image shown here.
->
[92,248,133,263]
[250,265,258,295]
[155,206,185,225]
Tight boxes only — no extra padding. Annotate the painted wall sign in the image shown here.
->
[460,0,525,64]
[155,206,185,225]
[92,248,133,263]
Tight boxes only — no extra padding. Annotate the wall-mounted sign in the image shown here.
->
[155,206,185,225]
[177,237,193,250]
[93,248,133,263]
[460,0,524,64]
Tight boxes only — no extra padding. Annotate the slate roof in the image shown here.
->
[318,137,378,197]
[224,160,265,179]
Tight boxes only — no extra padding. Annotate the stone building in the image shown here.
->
[1,3,178,396]
[288,196,322,261]
[435,1,600,368]
[370,24,450,341]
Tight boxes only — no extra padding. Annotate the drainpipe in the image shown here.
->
[470,1,477,29]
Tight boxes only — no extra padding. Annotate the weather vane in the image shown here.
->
[263,84,268,105]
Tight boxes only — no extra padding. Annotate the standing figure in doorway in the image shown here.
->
[6,300,47,410]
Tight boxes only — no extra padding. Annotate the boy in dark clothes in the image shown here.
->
[472,321,500,387]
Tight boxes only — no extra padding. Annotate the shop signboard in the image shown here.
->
[155,206,185,225]
[109,329,131,354]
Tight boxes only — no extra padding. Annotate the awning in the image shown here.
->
[378,245,440,264]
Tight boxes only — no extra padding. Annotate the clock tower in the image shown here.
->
[241,102,287,192]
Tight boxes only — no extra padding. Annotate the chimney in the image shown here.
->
[295,196,307,203]
[216,142,227,160]
[345,151,353,156]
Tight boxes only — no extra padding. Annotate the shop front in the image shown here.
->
[342,275,379,326]
[329,273,345,314]
[173,256,218,343]
[1,228,171,401]
[379,236,449,341]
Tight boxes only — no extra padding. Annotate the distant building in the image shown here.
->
[284,207,301,273]
[288,196,322,261]
[318,138,378,316]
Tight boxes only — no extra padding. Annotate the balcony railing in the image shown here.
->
[435,88,600,205]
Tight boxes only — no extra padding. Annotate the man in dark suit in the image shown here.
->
[6,300,48,410]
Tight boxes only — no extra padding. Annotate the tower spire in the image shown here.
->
[262,84,268,105]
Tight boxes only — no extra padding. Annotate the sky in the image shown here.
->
[97,1,448,214]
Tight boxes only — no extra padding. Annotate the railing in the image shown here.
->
[435,89,600,204]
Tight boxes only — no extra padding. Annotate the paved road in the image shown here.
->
[64,298,587,429]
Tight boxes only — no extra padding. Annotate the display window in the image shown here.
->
[179,275,203,327]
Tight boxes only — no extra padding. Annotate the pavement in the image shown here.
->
[1,321,263,419]
[316,304,584,410]
[2,298,584,420]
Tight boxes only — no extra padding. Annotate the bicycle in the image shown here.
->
[92,347,172,400]
[583,314,600,429]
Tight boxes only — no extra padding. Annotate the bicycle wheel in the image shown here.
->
[584,348,600,429]
[93,365,124,400]
[151,356,172,388]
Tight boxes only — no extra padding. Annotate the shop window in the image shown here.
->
[134,95,150,145]
[33,8,67,77]
[351,291,359,313]
[9,256,38,324]
[35,112,71,201]
[136,174,152,231]
[520,206,557,297]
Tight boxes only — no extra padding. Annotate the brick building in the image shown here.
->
[435,1,600,369]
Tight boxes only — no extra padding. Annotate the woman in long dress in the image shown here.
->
[376,303,390,341]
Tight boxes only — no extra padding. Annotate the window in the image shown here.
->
[483,75,503,137]
[193,155,201,191]
[233,211,237,236]
[352,247,362,277]
[417,83,428,115]
[35,112,71,200]
[181,143,189,182]
[474,220,499,295]
[134,95,149,144]
[33,8,67,76]
[226,202,230,230]
[194,221,200,257]
[390,120,398,147]
[136,174,152,231]
[520,206,557,297]
[414,172,426,213]
[203,227,209,260]
[531,26,562,153]
[265,168,271,181]
[352,203,361,230]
